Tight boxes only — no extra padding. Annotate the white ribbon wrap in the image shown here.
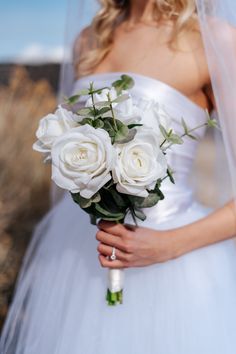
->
[108,269,124,293]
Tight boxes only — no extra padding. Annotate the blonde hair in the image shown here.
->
[76,0,197,76]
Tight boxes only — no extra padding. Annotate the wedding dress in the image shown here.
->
[1,72,236,354]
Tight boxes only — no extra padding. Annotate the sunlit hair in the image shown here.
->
[75,0,197,76]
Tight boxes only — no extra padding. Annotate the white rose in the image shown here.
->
[33,105,78,158]
[51,124,115,198]
[85,87,141,124]
[112,126,167,197]
[113,96,142,125]
[142,101,173,143]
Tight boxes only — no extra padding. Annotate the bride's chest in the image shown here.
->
[93,32,207,106]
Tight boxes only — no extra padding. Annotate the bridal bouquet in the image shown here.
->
[33,74,217,305]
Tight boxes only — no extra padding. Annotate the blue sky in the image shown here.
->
[1,0,68,62]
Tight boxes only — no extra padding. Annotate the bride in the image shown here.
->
[1,0,236,353]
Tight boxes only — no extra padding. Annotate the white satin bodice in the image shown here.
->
[72,72,207,222]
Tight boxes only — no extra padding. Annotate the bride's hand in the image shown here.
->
[96,220,179,269]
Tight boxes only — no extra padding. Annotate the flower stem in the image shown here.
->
[183,122,208,136]
[160,138,167,148]
[89,82,97,117]
[107,93,118,131]
[160,174,170,183]
[106,289,123,306]
[163,122,208,151]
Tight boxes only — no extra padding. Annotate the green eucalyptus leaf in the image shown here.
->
[100,186,124,211]
[159,124,169,139]
[112,81,124,95]
[121,74,135,89]
[95,204,125,219]
[80,198,93,209]
[104,118,130,142]
[112,75,135,95]
[71,192,80,204]
[71,192,101,209]
[73,194,92,208]
[78,89,90,95]
[100,215,125,222]
[96,106,111,116]
[133,208,146,221]
[155,178,162,188]
[103,118,116,138]
[167,167,175,184]
[152,183,165,200]
[205,110,219,129]
[187,133,198,140]
[116,119,127,129]
[168,134,184,144]
[90,214,97,225]
[65,94,80,105]
[157,189,165,200]
[181,117,189,134]
[80,118,93,125]
[129,193,161,208]
[77,107,93,116]
[143,193,162,207]
[92,193,101,203]
[114,125,129,143]
[109,187,128,207]
[93,119,104,128]
[207,118,219,129]
[115,128,137,144]
[103,118,114,127]
[93,100,111,107]
[128,123,143,129]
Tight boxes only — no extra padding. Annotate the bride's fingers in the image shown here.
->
[97,243,131,262]
[98,254,129,269]
[97,220,126,237]
[96,230,127,251]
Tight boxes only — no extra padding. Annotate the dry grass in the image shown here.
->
[0,66,56,329]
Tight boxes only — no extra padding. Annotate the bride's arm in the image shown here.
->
[172,200,236,256]
[96,200,236,269]
[96,85,236,269]
[174,82,236,259]
[96,105,236,270]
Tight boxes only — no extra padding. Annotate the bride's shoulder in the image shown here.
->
[178,19,211,85]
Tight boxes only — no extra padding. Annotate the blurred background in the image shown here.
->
[0,0,67,329]
[0,0,219,331]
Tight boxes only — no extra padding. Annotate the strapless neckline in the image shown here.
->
[75,71,206,113]
[72,70,207,135]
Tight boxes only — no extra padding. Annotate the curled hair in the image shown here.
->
[76,0,197,76]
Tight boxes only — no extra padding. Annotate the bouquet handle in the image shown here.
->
[106,268,124,305]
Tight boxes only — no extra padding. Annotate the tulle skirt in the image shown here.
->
[1,193,236,354]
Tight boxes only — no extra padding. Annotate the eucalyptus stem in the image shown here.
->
[89,82,97,118]
[184,122,208,136]
[160,138,167,148]
[160,174,170,183]
[163,122,208,151]
[107,93,118,131]
[160,128,174,148]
